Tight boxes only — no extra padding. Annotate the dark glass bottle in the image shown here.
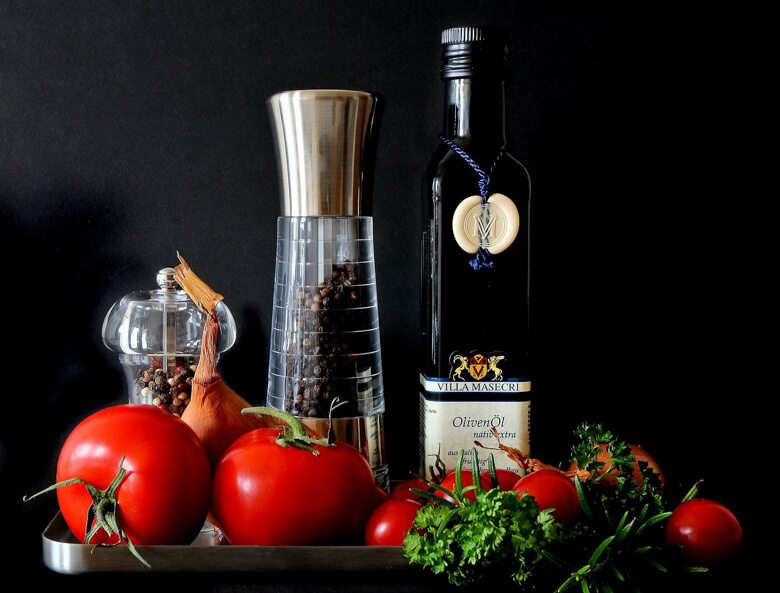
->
[420,27,531,477]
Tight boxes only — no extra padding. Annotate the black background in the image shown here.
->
[0,1,764,591]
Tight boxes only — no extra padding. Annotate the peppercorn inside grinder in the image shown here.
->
[102,267,236,414]
[267,90,387,488]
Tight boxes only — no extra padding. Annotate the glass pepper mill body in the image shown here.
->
[267,90,387,488]
[102,267,236,415]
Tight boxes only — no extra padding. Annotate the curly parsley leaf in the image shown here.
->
[403,482,557,586]
[570,423,635,479]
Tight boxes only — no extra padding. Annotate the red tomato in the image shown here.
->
[629,444,665,488]
[390,478,429,501]
[56,405,211,545]
[212,428,386,545]
[437,471,491,504]
[665,499,742,565]
[513,469,581,523]
[365,499,422,546]
[480,468,522,491]
[569,444,664,487]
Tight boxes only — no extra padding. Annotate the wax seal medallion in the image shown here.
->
[452,193,519,254]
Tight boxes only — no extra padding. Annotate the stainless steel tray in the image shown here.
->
[42,513,409,574]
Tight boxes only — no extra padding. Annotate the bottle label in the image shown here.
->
[419,391,530,476]
[421,374,531,393]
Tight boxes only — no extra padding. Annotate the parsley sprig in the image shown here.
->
[403,449,557,586]
[570,422,635,480]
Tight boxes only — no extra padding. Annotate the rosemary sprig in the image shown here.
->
[552,424,705,593]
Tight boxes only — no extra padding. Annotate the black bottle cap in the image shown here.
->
[441,26,509,80]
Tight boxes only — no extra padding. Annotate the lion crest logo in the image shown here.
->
[450,352,506,382]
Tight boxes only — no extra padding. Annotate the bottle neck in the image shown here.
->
[443,77,506,147]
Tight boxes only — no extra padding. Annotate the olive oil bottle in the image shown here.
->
[420,26,531,476]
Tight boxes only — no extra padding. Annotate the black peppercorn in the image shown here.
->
[133,358,197,413]
[282,260,367,418]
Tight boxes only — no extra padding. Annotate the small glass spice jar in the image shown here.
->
[102,267,236,414]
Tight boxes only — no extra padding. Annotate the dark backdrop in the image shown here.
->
[0,1,763,591]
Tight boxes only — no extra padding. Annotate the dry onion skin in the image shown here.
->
[174,254,267,467]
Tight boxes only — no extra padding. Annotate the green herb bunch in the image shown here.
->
[403,424,707,592]
[549,424,705,593]
[403,449,557,586]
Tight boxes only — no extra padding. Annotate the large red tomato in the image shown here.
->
[513,469,581,524]
[212,428,386,545]
[56,404,211,545]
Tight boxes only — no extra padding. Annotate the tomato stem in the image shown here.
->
[326,396,348,444]
[23,456,151,568]
[242,405,334,455]
[242,406,307,437]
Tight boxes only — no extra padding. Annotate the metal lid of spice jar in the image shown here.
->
[102,267,236,406]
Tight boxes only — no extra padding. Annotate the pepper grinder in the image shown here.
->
[102,267,236,413]
[266,90,387,487]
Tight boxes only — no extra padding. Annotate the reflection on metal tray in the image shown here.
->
[42,513,409,574]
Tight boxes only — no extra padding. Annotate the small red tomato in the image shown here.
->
[480,468,522,491]
[390,478,429,501]
[628,444,665,488]
[665,499,742,565]
[513,469,581,523]
[437,471,491,504]
[569,444,664,488]
[365,499,422,546]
